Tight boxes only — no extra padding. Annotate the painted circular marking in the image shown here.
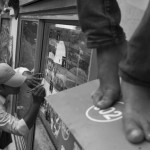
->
[86,102,124,123]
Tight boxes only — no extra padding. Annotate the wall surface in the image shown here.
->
[118,0,148,40]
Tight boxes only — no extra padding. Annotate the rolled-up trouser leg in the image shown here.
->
[77,0,126,48]
[119,1,150,87]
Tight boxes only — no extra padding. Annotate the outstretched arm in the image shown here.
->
[0,85,46,136]
[24,85,46,129]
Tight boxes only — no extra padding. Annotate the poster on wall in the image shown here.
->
[44,24,92,93]
[0,19,13,66]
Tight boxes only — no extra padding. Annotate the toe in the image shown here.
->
[128,129,144,144]
[96,98,113,109]
[142,120,150,141]
[124,117,144,144]
[145,133,150,142]
[96,90,119,109]
[91,90,103,107]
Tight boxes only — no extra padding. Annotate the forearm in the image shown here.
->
[0,108,29,136]
[23,85,45,129]
[23,102,41,129]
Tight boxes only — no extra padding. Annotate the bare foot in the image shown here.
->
[92,41,127,109]
[122,80,150,144]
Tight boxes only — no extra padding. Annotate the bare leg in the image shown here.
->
[122,80,150,143]
[92,41,127,109]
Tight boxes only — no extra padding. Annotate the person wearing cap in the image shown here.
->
[14,66,43,88]
[0,63,45,148]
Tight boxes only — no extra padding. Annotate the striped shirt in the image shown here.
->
[0,94,29,137]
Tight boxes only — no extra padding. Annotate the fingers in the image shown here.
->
[32,85,46,104]
[33,84,44,93]
[35,87,46,97]
[33,88,45,98]
[26,76,42,88]
[25,79,39,89]
[32,73,43,85]
[32,87,46,98]
[33,73,44,78]
[28,84,43,92]
[31,77,42,84]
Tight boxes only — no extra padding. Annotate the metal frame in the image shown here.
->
[15,12,97,150]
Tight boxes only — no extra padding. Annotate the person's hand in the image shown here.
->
[23,72,43,89]
[32,84,46,104]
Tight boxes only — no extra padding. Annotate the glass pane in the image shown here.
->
[16,20,38,150]
[38,23,93,150]
[19,20,38,71]
[44,24,92,94]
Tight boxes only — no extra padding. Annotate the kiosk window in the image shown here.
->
[44,24,92,93]
[16,20,38,150]
[19,20,38,71]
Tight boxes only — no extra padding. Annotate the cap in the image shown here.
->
[14,67,29,74]
[0,63,27,87]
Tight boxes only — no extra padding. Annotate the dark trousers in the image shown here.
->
[77,0,150,87]
[77,0,126,48]
[119,1,150,87]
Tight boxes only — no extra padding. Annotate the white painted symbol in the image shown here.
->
[61,145,65,150]
[61,122,70,140]
[86,102,124,122]
[73,142,81,150]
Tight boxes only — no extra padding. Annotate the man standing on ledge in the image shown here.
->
[77,0,150,144]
